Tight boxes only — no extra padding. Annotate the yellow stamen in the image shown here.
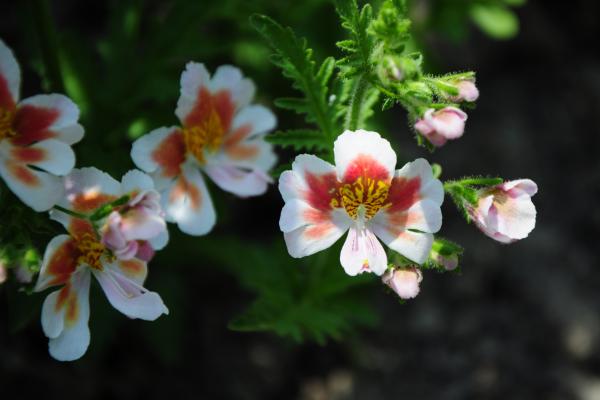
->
[182,109,224,164]
[338,176,390,220]
[0,108,16,141]
[76,234,111,271]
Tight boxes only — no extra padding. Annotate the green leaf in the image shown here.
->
[469,3,519,40]
[265,129,328,151]
[250,14,336,143]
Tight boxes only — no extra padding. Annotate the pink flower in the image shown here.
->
[0,39,83,211]
[414,107,467,147]
[279,130,444,276]
[131,63,277,236]
[450,80,479,102]
[38,168,169,361]
[468,179,538,243]
[382,267,423,299]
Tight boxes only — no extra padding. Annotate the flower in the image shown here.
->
[450,79,479,103]
[279,130,444,276]
[431,251,458,271]
[0,39,83,211]
[131,62,277,235]
[414,107,467,147]
[468,179,538,243]
[382,266,423,299]
[35,167,169,361]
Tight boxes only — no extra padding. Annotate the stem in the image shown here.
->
[456,177,503,186]
[31,0,64,92]
[345,73,370,131]
[53,205,88,220]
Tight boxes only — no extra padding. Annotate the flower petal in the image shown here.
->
[0,39,20,109]
[0,148,64,211]
[120,169,155,193]
[35,234,80,292]
[279,154,338,206]
[163,163,216,235]
[229,105,276,139]
[283,208,350,258]
[369,218,434,265]
[392,158,444,208]
[8,138,75,175]
[501,179,538,197]
[12,94,84,146]
[45,268,91,362]
[334,130,396,183]
[340,227,388,276]
[209,65,255,111]
[94,263,168,321]
[149,227,169,250]
[203,164,272,197]
[175,62,211,123]
[131,126,185,182]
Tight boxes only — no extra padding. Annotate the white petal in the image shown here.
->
[279,154,337,202]
[203,164,271,197]
[340,227,388,276]
[35,234,78,292]
[149,227,169,250]
[0,39,20,106]
[394,158,444,206]
[334,130,396,182]
[230,105,277,137]
[0,150,63,211]
[120,169,155,193]
[283,209,350,258]
[17,94,84,144]
[163,163,216,235]
[209,65,255,110]
[94,265,168,321]
[501,179,538,197]
[493,196,537,240]
[41,290,65,339]
[131,126,185,184]
[47,269,91,362]
[175,62,211,122]
[25,139,75,175]
[370,217,434,265]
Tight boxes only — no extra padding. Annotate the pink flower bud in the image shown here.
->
[382,266,423,300]
[468,179,538,243]
[432,252,458,271]
[451,80,479,102]
[414,107,467,147]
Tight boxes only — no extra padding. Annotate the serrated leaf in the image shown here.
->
[266,129,328,151]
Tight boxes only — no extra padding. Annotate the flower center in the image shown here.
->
[182,109,224,164]
[335,176,390,220]
[76,233,110,271]
[0,108,16,141]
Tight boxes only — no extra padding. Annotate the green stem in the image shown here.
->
[345,73,370,131]
[53,205,88,220]
[456,177,503,186]
[31,0,64,92]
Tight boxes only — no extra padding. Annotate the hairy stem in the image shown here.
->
[345,73,370,131]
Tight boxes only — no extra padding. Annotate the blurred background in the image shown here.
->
[1,0,599,398]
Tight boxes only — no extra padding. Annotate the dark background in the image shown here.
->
[1,1,599,399]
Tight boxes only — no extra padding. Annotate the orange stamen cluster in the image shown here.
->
[182,109,224,164]
[76,233,109,271]
[331,176,391,220]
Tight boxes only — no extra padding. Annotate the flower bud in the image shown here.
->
[377,55,420,85]
[382,266,423,300]
[468,179,538,243]
[451,79,479,102]
[414,107,467,147]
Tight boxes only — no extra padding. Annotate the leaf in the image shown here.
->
[469,3,519,40]
[266,129,328,151]
[250,14,336,141]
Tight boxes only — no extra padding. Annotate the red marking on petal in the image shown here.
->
[56,284,80,326]
[119,259,144,278]
[305,223,332,239]
[8,163,38,186]
[47,239,80,286]
[169,175,201,210]
[304,172,339,212]
[184,88,235,133]
[386,177,421,213]
[12,146,45,163]
[152,130,185,178]
[303,208,330,224]
[342,154,390,183]
[71,192,118,213]
[11,105,59,146]
[68,219,96,241]
[224,124,258,160]
[0,74,15,110]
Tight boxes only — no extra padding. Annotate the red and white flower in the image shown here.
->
[131,62,277,235]
[279,130,444,276]
[35,168,169,361]
[0,39,83,211]
[414,107,467,147]
[468,179,538,243]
